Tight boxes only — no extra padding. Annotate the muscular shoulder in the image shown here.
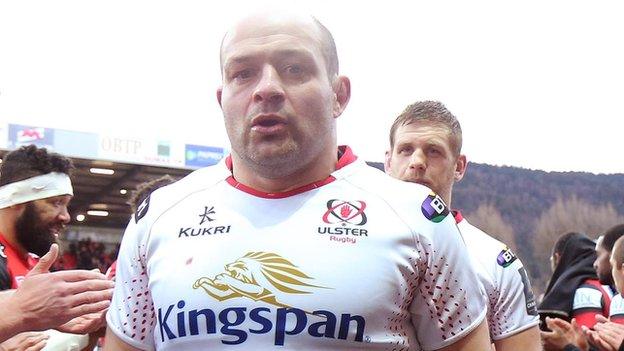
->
[340,163,450,230]
[457,220,517,269]
[133,164,229,226]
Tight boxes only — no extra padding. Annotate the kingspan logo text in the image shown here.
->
[158,300,366,346]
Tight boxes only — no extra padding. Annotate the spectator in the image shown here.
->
[541,225,624,350]
[540,232,613,350]
[583,235,624,351]
[594,225,624,323]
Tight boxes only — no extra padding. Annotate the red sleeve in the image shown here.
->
[572,309,601,329]
[571,283,607,329]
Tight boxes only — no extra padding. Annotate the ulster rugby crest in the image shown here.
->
[193,252,330,309]
[322,199,367,226]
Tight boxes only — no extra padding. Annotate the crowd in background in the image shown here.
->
[51,239,118,274]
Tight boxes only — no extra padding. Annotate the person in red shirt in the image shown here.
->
[540,232,611,330]
[0,145,114,349]
[0,145,74,290]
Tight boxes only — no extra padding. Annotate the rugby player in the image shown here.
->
[594,225,624,323]
[104,11,490,351]
[384,100,541,351]
[0,145,114,345]
[583,236,624,351]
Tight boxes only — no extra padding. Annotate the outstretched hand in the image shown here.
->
[11,244,114,333]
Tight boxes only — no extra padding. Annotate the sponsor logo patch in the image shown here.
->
[496,247,518,268]
[135,194,151,223]
[421,192,449,223]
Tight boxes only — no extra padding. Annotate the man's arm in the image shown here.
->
[437,320,490,351]
[102,327,142,351]
[494,326,543,351]
[0,244,113,343]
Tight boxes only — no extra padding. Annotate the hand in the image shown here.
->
[583,319,624,351]
[56,309,108,335]
[540,317,588,351]
[9,244,114,332]
[0,332,48,351]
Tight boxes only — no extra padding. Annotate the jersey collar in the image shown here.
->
[452,210,464,224]
[224,146,357,199]
[0,233,30,265]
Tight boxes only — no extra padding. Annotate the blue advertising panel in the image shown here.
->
[185,144,224,168]
[8,124,55,149]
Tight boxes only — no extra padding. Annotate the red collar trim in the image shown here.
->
[452,210,464,224]
[224,146,357,199]
[0,233,29,264]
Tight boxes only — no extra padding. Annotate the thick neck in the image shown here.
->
[230,145,338,194]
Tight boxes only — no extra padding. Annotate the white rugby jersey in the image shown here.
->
[455,213,539,340]
[610,293,624,323]
[107,147,487,351]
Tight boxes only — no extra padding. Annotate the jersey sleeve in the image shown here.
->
[106,217,156,350]
[571,285,605,329]
[610,294,624,323]
[489,253,539,339]
[0,254,10,291]
[409,209,488,350]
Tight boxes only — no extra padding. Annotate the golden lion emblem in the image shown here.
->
[193,252,330,309]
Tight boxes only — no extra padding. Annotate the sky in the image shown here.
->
[1,0,623,174]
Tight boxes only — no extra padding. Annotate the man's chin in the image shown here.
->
[248,142,296,163]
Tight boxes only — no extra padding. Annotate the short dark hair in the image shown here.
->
[600,224,624,252]
[388,101,463,157]
[128,175,176,213]
[0,145,74,186]
[613,236,624,268]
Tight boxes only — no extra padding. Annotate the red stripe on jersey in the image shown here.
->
[452,210,464,224]
[0,233,36,289]
[225,146,357,199]
[572,279,612,329]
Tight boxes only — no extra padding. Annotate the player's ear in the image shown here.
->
[454,154,467,182]
[332,76,350,118]
[384,150,392,174]
[217,87,223,108]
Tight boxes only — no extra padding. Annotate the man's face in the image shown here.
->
[15,195,72,256]
[218,16,342,175]
[610,255,624,294]
[385,121,465,205]
[594,243,614,285]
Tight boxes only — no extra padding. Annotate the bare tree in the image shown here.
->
[531,196,624,291]
[465,203,517,252]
